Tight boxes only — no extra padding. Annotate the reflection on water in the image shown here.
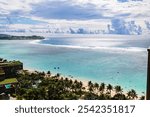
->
[0,36,149,94]
[41,37,150,48]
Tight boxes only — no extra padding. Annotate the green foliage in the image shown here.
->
[114,85,123,94]
[112,93,127,100]
[127,89,138,100]
[14,70,143,100]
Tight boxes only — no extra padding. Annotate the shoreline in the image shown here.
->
[24,67,144,98]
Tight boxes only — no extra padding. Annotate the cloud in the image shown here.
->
[117,0,129,2]
[0,0,150,28]
[117,0,143,2]
[30,1,105,20]
[29,0,149,20]
[108,18,142,35]
[0,0,150,21]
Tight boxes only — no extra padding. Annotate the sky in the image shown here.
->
[0,0,150,34]
[0,0,150,23]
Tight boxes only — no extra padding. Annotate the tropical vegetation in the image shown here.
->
[11,70,145,100]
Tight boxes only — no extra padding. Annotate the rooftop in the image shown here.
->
[0,78,18,85]
[0,61,22,67]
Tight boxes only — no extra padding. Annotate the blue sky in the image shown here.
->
[0,0,149,25]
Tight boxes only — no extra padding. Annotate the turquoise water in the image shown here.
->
[0,36,149,94]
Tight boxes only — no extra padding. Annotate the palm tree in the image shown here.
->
[75,81,83,91]
[47,71,51,77]
[77,81,83,96]
[65,77,69,82]
[99,83,105,94]
[60,77,64,81]
[127,89,138,100]
[94,83,99,92]
[88,81,93,93]
[73,80,79,92]
[107,84,113,94]
[54,73,60,79]
[88,81,92,87]
[114,85,123,94]
[94,83,99,88]
[68,79,73,91]
[79,81,83,89]
[64,78,69,91]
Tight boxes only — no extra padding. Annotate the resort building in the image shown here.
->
[0,68,5,81]
[0,58,23,94]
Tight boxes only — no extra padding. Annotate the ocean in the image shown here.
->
[0,35,149,94]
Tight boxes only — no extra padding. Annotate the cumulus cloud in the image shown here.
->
[0,0,150,26]
[108,18,142,35]
[30,1,103,20]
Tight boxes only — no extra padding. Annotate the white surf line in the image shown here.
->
[29,38,147,52]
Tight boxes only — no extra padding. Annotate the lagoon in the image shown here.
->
[0,35,149,94]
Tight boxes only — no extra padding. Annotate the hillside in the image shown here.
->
[0,34,44,40]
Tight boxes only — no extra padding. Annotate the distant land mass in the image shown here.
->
[0,34,45,40]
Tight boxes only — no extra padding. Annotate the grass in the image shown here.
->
[0,78,18,85]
